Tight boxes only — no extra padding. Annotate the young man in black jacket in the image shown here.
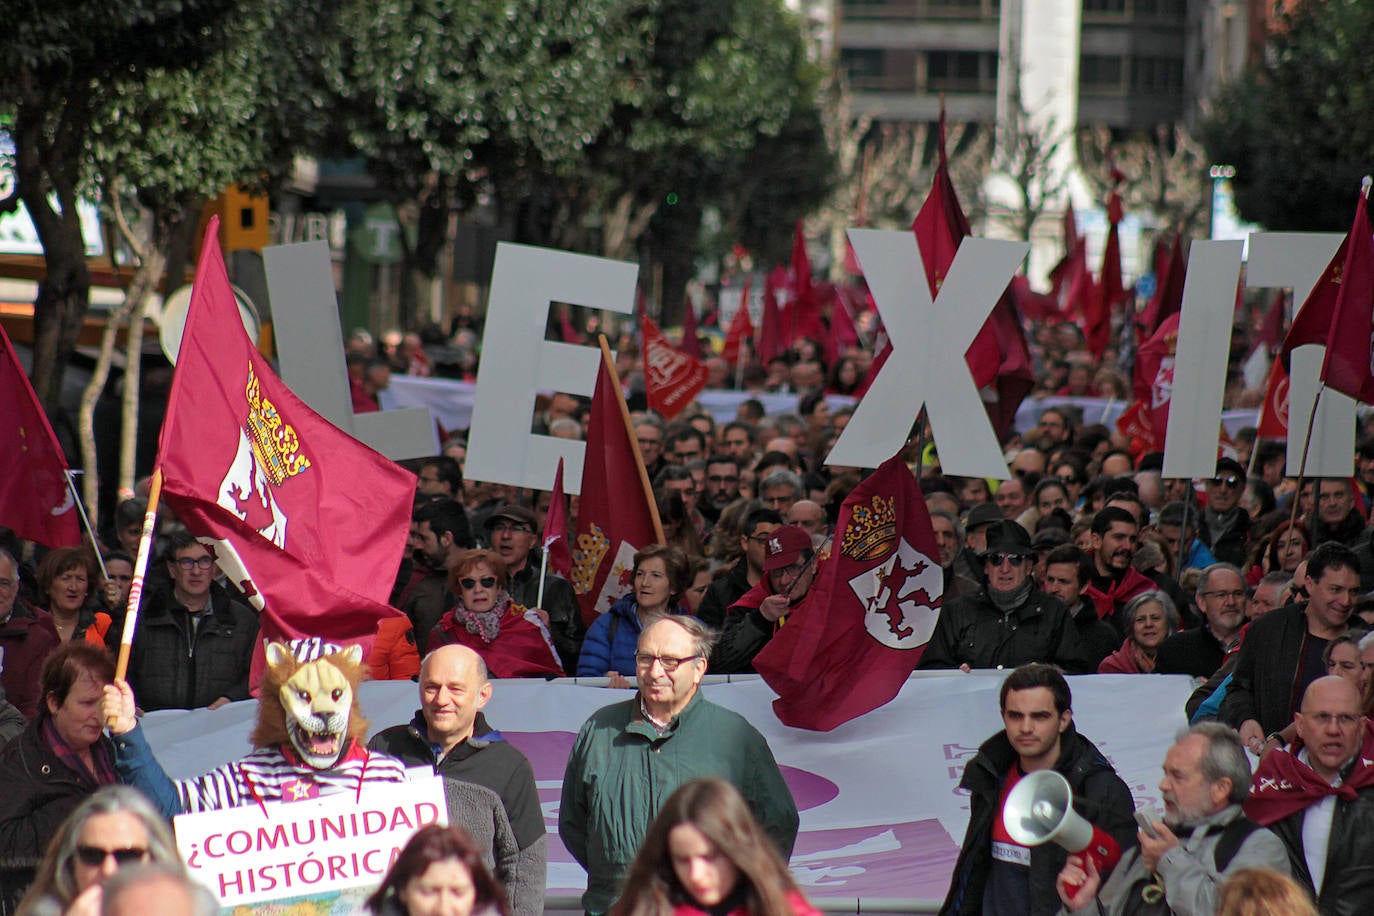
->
[940,664,1136,916]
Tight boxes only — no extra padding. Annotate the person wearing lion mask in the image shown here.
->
[100,639,408,819]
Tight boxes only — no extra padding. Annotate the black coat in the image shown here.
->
[918,587,1089,673]
[1270,786,1374,916]
[1156,625,1227,678]
[506,552,584,674]
[109,582,258,711]
[1200,507,1251,568]
[697,559,752,630]
[939,726,1137,916]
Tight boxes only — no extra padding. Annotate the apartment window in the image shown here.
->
[1082,0,1126,14]
[927,50,997,92]
[841,49,888,88]
[1079,54,1125,93]
[1130,56,1183,95]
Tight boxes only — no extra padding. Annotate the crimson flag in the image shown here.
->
[543,457,572,579]
[1086,191,1125,359]
[827,284,863,362]
[1010,275,1061,322]
[757,270,785,365]
[0,325,81,548]
[559,305,581,344]
[678,296,703,360]
[1134,312,1181,444]
[754,451,942,731]
[1257,357,1289,440]
[1114,400,1158,459]
[1048,203,1085,304]
[1138,234,1185,340]
[1315,191,1374,401]
[1280,237,1348,372]
[570,358,659,622]
[721,279,755,365]
[642,313,708,418]
[1253,290,1286,356]
[158,218,413,655]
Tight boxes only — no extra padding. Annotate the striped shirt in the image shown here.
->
[176,740,409,812]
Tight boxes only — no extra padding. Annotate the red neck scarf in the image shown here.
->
[1245,725,1374,826]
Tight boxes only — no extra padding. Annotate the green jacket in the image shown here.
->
[558,691,799,914]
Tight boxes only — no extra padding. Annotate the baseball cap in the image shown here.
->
[484,505,536,530]
[763,525,813,571]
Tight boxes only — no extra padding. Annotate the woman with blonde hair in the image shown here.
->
[616,778,817,916]
[1215,868,1316,916]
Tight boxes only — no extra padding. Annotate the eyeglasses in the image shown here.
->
[0,578,14,591]
[75,846,148,867]
[490,522,532,535]
[634,653,699,672]
[1210,475,1242,489]
[175,556,215,571]
[746,533,773,544]
[984,552,1031,567]
[459,576,498,590]
[1305,712,1362,729]
[1201,589,1247,602]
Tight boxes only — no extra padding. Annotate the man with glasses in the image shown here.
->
[1246,676,1374,910]
[1198,457,1251,566]
[109,531,257,711]
[696,507,780,628]
[920,520,1088,672]
[483,504,583,672]
[710,524,820,674]
[1157,564,1247,678]
[559,616,798,916]
[0,547,60,719]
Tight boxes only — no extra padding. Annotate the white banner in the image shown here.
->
[142,673,1194,906]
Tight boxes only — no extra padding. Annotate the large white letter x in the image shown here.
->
[825,229,1028,478]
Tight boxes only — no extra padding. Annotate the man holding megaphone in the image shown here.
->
[1055,723,1289,915]
[940,664,1136,916]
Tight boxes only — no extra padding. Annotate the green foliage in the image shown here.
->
[1201,0,1374,231]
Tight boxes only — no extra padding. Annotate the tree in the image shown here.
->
[1201,0,1374,231]
[0,1,243,413]
[1078,124,1210,238]
[984,84,1072,242]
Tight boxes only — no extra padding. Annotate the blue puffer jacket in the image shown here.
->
[575,595,689,677]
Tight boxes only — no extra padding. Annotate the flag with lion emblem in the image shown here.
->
[754,451,943,730]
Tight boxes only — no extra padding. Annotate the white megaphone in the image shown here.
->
[1004,770,1121,893]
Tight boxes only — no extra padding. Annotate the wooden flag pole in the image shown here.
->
[1286,383,1325,537]
[598,334,666,545]
[111,468,164,689]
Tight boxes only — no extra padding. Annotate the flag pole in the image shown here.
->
[64,471,108,581]
[597,334,666,545]
[1287,383,1325,535]
[110,468,163,694]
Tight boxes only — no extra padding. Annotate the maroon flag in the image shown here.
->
[543,457,572,579]
[826,284,863,363]
[559,305,581,344]
[754,452,943,730]
[1257,356,1289,440]
[678,296,703,360]
[1135,313,1181,443]
[158,218,413,653]
[570,358,659,622]
[1086,191,1125,359]
[1138,233,1185,340]
[721,278,755,365]
[0,325,81,548]
[757,270,785,365]
[641,313,708,418]
[1315,190,1374,402]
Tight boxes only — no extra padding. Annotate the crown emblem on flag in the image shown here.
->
[571,523,610,595]
[244,361,312,486]
[842,494,897,561]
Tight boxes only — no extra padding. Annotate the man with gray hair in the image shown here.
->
[1157,563,1247,678]
[758,468,803,516]
[560,616,798,915]
[1056,723,1289,915]
[101,863,218,916]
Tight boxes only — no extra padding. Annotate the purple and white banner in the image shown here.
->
[141,672,1195,908]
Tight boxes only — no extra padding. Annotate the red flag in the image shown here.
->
[754,452,942,731]
[678,296,703,360]
[543,457,572,579]
[1048,203,1085,304]
[787,221,825,348]
[1114,400,1158,459]
[1086,191,1125,359]
[1315,191,1374,401]
[641,313,708,418]
[1257,357,1290,440]
[1253,290,1286,356]
[1009,275,1061,322]
[0,325,81,548]
[827,284,863,362]
[1135,312,1181,443]
[559,305,581,344]
[757,270,785,365]
[1138,233,1185,340]
[571,357,659,622]
[721,279,755,365]
[158,218,413,654]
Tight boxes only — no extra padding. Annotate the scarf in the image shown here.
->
[40,717,117,787]
[441,592,515,645]
[987,578,1034,614]
[1085,566,1155,621]
[1245,727,1374,826]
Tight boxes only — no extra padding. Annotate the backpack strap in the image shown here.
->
[1212,815,1263,872]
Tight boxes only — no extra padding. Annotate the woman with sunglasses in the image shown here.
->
[0,643,120,911]
[617,777,817,916]
[428,550,563,678]
[16,785,181,916]
[577,545,692,683]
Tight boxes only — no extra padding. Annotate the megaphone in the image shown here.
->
[1004,770,1121,894]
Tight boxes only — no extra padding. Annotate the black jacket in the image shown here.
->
[1156,625,1227,678]
[697,560,752,630]
[939,726,1137,916]
[506,552,584,673]
[1269,783,1374,915]
[1070,596,1121,672]
[110,582,258,711]
[918,587,1089,673]
[1200,507,1251,568]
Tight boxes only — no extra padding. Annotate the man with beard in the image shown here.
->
[1085,507,1194,632]
[700,454,742,525]
[1040,545,1119,671]
[920,521,1088,672]
[1156,564,1247,678]
[940,664,1134,916]
[399,498,473,643]
[1198,458,1250,566]
[1244,676,1374,911]
[1307,478,1364,549]
[1055,723,1288,916]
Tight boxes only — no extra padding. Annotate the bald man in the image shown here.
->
[369,646,546,916]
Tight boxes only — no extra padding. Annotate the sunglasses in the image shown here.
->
[75,846,148,867]
[459,576,498,590]
[1210,475,1242,489]
[984,552,1031,567]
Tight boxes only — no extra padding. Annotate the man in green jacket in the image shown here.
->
[559,615,799,915]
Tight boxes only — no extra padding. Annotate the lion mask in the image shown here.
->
[250,641,369,770]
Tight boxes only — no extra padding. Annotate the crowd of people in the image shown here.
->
[4,307,1374,916]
